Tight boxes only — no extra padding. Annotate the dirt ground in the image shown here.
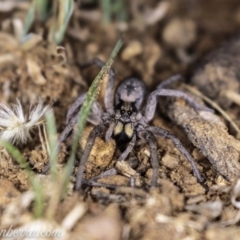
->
[2,0,240,239]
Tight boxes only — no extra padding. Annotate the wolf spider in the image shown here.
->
[51,59,212,189]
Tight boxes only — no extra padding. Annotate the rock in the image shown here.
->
[163,18,197,49]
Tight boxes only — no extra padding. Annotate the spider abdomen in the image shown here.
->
[113,121,134,143]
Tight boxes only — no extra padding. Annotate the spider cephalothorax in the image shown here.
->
[46,58,213,189]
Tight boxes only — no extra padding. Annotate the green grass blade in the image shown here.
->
[62,37,124,194]
[101,0,127,24]
[23,1,36,35]
[101,0,112,24]
[32,177,45,218]
[48,0,74,44]
[115,1,127,22]
[45,110,58,178]
[55,0,74,44]
[35,0,49,21]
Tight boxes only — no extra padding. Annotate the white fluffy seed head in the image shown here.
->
[0,99,51,145]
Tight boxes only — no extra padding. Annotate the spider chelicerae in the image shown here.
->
[50,58,212,189]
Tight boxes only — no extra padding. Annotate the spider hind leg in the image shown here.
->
[147,126,204,184]
[145,131,159,187]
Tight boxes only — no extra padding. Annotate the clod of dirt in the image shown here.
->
[61,203,87,232]
[72,204,122,240]
[0,179,20,211]
[169,166,206,196]
[26,57,47,85]
[231,178,240,209]
[142,37,162,85]
[121,40,143,61]
[0,147,29,191]
[80,126,116,179]
[98,175,130,186]
[0,38,84,124]
[163,18,197,49]
[121,36,162,87]
[221,205,239,223]
[185,201,223,219]
[115,161,140,181]
[160,96,240,182]
[54,193,83,223]
[158,179,184,210]
[143,1,170,26]
[27,149,49,172]
[1,191,34,228]
[215,175,230,187]
[205,227,240,240]
[191,32,240,108]
[161,153,179,169]
[127,189,194,240]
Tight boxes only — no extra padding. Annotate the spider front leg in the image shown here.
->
[147,126,203,183]
[61,101,103,145]
[157,74,183,90]
[43,101,103,174]
[81,58,116,115]
[144,87,213,123]
[105,119,115,142]
[76,124,105,190]
[66,93,86,124]
[58,114,79,144]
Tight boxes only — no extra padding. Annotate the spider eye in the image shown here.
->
[120,110,125,114]
[127,111,132,115]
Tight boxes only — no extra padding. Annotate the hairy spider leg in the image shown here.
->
[92,168,118,180]
[157,74,183,89]
[58,114,79,145]
[145,131,159,187]
[43,100,103,174]
[144,88,214,123]
[67,57,116,123]
[66,93,86,124]
[76,124,104,190]
[61,101,103,145]
[147,126,203,183]
[81,58,116,115]
[82,180,120,189]
[118,134,137,161]
[87,101,104,125]
[105,119,115,142]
